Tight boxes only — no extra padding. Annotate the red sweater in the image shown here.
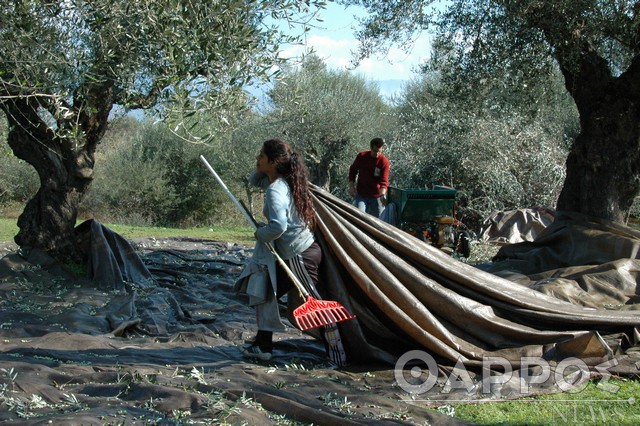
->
[348,150,390,198]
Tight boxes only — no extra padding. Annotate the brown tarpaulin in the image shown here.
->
[310,188,639,370]
[478,207,556,245]
[0,188,638,424]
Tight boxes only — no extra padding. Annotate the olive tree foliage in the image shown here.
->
[0,0,326,261]
[0,115,39,206]
[262,54,395,195]
[341,0,640,224]
[392,61,577,228]
[225,114,274,215]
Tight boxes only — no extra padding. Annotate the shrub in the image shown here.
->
[0,115,39,207]
[0,157,39,205]
[83,120,221,226]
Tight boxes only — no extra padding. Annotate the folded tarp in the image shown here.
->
[310,186,639,372]
[479,207,556,245]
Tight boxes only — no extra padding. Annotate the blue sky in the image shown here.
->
[280,2,432,83]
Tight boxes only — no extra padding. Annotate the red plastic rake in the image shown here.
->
[200,155,355,331]
[293,296,355,330]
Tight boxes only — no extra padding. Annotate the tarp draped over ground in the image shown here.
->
[487,211,640,310]
[0,220,469,424]
[478,207,556,245]
[0,186,639,424]
[310,187,639,371]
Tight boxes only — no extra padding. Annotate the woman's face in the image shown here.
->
[256,149,275,174]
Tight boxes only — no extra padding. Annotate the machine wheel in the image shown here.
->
[456,230,471,258]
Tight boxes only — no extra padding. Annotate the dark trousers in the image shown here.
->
[275,241,322,298]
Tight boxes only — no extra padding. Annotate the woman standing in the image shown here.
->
[239,138,322,360]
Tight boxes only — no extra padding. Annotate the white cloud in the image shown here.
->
[280,34,357,71]
[275,3,432,82]
[280,34,429,82]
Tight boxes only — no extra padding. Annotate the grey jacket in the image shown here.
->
[249,171,315,259]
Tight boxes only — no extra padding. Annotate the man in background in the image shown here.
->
[348,137,390,217]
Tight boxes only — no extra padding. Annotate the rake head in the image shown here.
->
[293,296,356,330]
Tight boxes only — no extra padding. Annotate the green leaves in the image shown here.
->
[0,0,327,136]
[264,53,393,191]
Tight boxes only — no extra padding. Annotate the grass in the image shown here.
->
[0,217,18,242]
[105,223,255,245]
[0,217,255,246]
[448,377,640,425]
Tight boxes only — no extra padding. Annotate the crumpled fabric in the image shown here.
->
[479,207,556,245]
[309,185,640,371]
[234,240,286,332]
[76,219,156,291]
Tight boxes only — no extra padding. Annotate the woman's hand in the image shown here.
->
[254,222,266,240]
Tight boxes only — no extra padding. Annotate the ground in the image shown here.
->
[0,237,469,425]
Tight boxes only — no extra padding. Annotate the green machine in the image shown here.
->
[388,186,457,224]
[387,185,471,257]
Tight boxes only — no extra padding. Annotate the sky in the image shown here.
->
[280,2,432,84]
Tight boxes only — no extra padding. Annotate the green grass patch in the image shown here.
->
[0,217,19,242]
[0,217,254,246]
[104,223,255,245]
[449,377,639,425]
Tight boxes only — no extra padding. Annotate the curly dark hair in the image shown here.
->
[261,139,316,229]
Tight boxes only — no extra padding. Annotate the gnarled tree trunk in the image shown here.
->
[556,54,640,222]
[557,103,640,222]
[1,84,112,262]
[308,157,331,190]
[306,136,353,191]
[496,1,640,225]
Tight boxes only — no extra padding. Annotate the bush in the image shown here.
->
[0,115,39,207]
[453,116,568,229]
[391,75,574,232]
[83,119,222,226]
[0,156,39,205]
[84,148,177,225]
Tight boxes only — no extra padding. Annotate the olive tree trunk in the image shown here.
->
[2,86,112,262]
[556,54,640,222]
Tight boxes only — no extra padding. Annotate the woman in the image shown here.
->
[240,138,322,360]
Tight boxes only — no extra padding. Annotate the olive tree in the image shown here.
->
[341,0,640,224]
[390,53,577,228]
[263,54,394,194]
[0,0,325,261]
